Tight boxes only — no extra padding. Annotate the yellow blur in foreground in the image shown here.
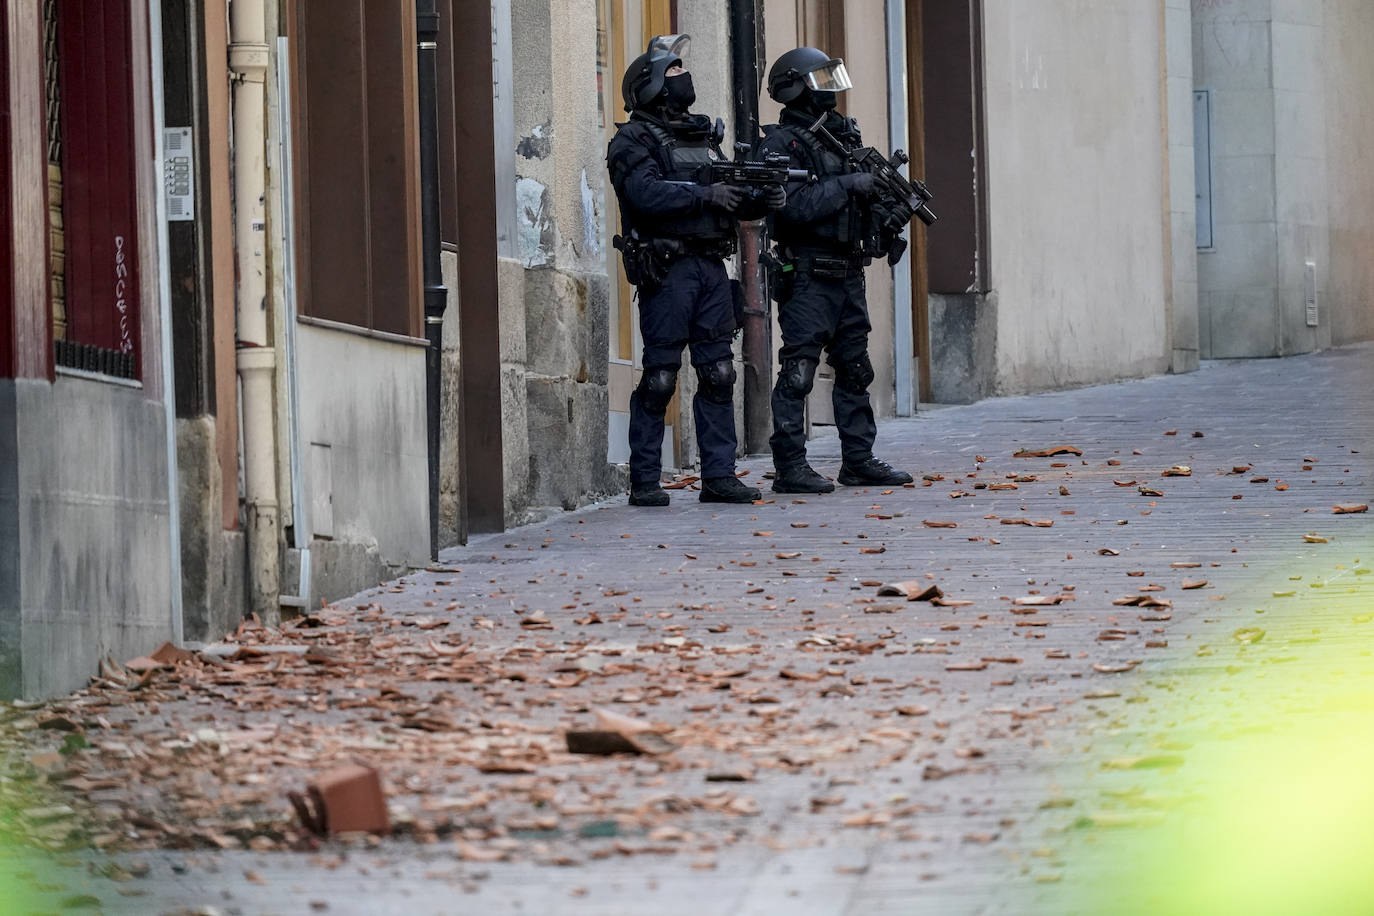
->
[1113,688,1374,916]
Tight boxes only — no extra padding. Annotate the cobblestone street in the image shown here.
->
[4,345,1372,915]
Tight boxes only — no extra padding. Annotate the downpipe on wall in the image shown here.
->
[729,0,773,455]
[148,0,185,644]
[229,0,281,621]
[416,0,447,562]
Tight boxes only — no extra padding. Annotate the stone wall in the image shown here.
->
[176,416,245,643]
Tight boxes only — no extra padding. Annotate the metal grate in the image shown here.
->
[44,0,66,341]
[53,340,137,379]
[43,0,60,165]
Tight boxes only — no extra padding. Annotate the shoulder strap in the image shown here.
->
[785,125,827,174]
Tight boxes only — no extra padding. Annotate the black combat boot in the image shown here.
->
[772,463,835,494]
[700,476,762,504]
[629,482,670,507]
[837,456,914,487]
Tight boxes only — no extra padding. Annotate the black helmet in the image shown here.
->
[767,47,853,104]
[622,34,691,112]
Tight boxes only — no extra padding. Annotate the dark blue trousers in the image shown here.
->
[629,256,738,485]
[770,269,877,468]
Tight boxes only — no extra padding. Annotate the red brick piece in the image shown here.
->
[292,765,389,836]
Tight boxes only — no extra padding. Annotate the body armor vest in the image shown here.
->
[768,119,863,254]
[616,118,733,244]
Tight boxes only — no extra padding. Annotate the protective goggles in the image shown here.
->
[648,34,691,60]
[804,59,853,92]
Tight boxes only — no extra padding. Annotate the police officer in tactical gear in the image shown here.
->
[607,35,785,507]
[760,47,914,494]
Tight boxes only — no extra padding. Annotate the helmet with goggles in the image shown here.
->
[766,46,853,104]
[622,34,692,112]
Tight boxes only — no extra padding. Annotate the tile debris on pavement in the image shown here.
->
[1,346,1372,915]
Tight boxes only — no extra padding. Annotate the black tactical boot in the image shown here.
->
[700,475,762,504]
[837,456,914,487]
[629,482,670,507]
[772,463,835,494]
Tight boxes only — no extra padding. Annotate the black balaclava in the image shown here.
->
[663,72,696,114]
[792,86,837,118]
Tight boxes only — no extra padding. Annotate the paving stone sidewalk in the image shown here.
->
[2,345,1371,916]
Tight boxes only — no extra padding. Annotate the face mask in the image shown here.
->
[664,73,696,111]
[812,90,838,111]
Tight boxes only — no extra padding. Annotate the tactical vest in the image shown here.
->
[615,119,733,244]
[767,121,863,254]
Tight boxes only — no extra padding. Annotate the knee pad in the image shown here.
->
[696,358,737,405]
[834,353,875,395]
[636,367,679,415]
[776,357,818,399]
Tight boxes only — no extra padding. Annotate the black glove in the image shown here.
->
[838,172,878,198]
[702,184,746,213]
[762,185,787,211]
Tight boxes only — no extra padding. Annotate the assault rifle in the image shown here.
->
[713,144,811,190]
[808,114,936,265]
[669,145,811,212]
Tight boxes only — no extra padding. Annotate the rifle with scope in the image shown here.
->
[668,146,811,203]
[808,114,936,265]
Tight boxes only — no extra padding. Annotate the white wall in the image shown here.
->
[983,0,1171,392]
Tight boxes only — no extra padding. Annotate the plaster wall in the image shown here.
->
[5,378,175,699]
[983,0,1171,393]
[295,323,428,599]
[1319,0,1374,346]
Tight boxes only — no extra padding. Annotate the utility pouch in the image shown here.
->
[729,279,746,331]
[612,234,644,287]
[648,238,686,286]
[772,263,795,303]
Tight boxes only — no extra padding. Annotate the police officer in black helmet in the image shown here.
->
[760,48,914,493]
[607,35,785,506]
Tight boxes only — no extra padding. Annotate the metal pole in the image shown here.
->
[149,0,185,644]
[729,0,772,455]
[416,0,447,561]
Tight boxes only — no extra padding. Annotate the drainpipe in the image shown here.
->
[148,0,184,644]
[228,0,280,620]
[416,0,446,562]
[730,0,772,455]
